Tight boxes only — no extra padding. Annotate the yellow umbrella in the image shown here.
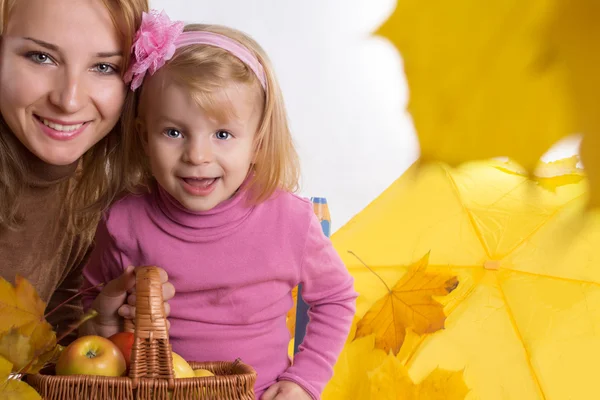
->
[326,158,600,399]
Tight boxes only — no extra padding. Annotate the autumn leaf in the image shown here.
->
[355,253,458,354]
[368,352,469,400]
[376,0,600,208]
[549,0,600,205]
[494,156,585,192]
[368,353,415,400]
[286,286,298,337]
[322,335,387,400]
[0,356,41,400]
[0,276,46,329]
[376,0,572,173]
[414,369,470,400]
[0,329,32,371]
[0,328,59,373]
[396,329,425,366]
[27,344,63,375]
[0,276,56,373]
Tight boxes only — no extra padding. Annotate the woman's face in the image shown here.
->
[0,0,127,166]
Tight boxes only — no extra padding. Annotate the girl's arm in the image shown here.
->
[278,212,357,399]
[79,213,174,338]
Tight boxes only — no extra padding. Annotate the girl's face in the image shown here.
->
[141,73,262,212]
[0,0,126,166]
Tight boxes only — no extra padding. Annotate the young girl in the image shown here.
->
[82,10,356,400]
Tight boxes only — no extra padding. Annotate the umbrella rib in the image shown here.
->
[501,267,600,287]
[496,275,548,400]
[442,165,493,259]
[496,194,584,260]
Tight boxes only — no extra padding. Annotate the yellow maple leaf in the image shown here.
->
[396,329,425,366]
[0,276,56,374]
[355,253,458,354]
[0,356,41,400]
[415,369,470,399]
[369,352,469,400]
[322,335,387,400]
[369,353,415,400]
[493,156,585,192]
[377,0,572,173]
[0,329,32,371]
[377,0,600,208]
[549,1,600,207]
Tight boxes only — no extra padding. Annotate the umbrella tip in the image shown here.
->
[484,260,501,270]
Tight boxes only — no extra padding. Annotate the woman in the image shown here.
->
[0,0,155,342]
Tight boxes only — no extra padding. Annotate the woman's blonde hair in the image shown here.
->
[130,24,300,204]
[0,0,148,238]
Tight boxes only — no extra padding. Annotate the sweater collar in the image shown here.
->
[4,131,78,187]
[152,183,254,241]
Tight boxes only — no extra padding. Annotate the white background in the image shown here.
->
[149,0,580,232]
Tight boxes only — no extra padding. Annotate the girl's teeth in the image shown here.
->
[41,118,84,132]
[185,178,216,187]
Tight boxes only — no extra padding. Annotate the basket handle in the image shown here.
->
[127,266,175,389]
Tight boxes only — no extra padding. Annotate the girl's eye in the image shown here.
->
[93,63,118,75]
[215,130,231,140]
[27,52,54,65]
[164,129,183,139]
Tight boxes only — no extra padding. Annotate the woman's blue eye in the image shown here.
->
[93,63,117,75]
[164,129,183,139]
[215,130,231,140]
[27,52,54,65]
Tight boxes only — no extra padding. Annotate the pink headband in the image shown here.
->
[124,10,267,91]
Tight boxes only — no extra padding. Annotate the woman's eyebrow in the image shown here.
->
[22,36,122,58]
[23,37,58,51]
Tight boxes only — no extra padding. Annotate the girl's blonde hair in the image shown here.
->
[130,24,300,204]
[0,0,148,238]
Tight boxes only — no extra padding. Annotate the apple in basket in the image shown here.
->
[172,351,195,378]
[108,331,135,370]
[56,335,126,377]
[194,368,214,378]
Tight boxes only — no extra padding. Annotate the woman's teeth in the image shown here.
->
[41,118,84,132]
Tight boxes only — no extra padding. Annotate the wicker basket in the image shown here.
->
[28,266,257,399]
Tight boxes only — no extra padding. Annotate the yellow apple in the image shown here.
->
[171,351,195,378]
[56,335,126,377]
[194,368,215,377]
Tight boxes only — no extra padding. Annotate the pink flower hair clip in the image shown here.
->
[124,9,267,92]
[124,10,185,91]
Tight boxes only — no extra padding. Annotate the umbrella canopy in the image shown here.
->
[325,159,600,399]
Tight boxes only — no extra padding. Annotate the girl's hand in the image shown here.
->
[262,381,312,400]
[90,266,175,337]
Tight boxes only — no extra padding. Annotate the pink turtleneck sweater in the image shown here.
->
[82,186,356,399]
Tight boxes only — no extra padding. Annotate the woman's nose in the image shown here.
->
[49,70,87,113]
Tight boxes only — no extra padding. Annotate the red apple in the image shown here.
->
[108,331,135,370]
[56,335,126,377]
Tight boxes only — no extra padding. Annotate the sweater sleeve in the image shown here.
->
[81,215,127,312]
[278,212,357,399]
